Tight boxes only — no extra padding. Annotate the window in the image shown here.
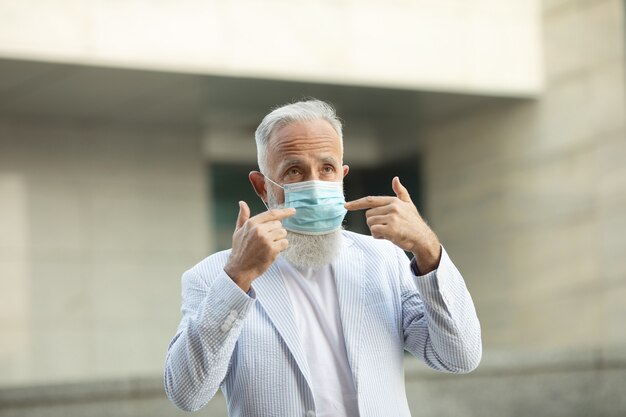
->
[344,156,423,240]
[210,163,267,251]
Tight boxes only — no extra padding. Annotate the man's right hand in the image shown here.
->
[223,201,295,292]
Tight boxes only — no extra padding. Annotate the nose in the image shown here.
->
[302,167,321,182]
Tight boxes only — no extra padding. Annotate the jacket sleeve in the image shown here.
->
[400,245,482,373]
[164,267,256,411]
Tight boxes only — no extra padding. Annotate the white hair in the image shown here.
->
[254,99,344,174]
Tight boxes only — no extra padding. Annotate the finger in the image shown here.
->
[267,226,288,241]
[345,196,396,211]
[264,220,284,232]
[365,204,395,217]
[236,201,250,229]
[369,224,387,239]
[392,176,412,203]
[273,237,289,252]
[255,207,296,223]
[366,215,388,228]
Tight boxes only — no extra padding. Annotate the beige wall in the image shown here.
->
[1,0,625,415]
[0,0,542,96]
[421,0,626,355]
[0,119,210,386]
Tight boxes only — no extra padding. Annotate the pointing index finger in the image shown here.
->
[344,196,396,211]
[255,207,296,222]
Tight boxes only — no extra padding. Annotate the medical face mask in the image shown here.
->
[265,177,347,235]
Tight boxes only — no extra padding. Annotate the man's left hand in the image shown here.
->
[345,176,441,274]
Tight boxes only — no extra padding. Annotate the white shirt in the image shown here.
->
[277,257,360,417]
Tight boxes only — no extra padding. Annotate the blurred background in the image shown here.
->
[0,0,624,416]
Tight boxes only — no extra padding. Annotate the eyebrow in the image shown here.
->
[277,156,340,171]
[279,159,303,169]
[284,159,302,165]
[320,156,339,165]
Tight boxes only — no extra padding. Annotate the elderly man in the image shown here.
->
[164,99,482,417]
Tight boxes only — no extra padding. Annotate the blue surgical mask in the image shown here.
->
[265,177,347,235]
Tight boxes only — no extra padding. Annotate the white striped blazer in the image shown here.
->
[164,230,482,416]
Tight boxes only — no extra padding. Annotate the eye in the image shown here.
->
[286,167,301,177]
[322,165,335,174]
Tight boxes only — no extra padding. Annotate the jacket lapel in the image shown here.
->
[332,233,364,391]
[251,262,313,390]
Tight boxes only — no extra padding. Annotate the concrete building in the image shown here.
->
[0,0,624,416]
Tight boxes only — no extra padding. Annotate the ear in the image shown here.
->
[249,171,267,204]
[342,164,350,178]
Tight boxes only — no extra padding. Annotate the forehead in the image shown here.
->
[267,119,342,162]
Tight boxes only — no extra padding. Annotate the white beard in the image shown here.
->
[267,184,343,269]
[282,229,342,269]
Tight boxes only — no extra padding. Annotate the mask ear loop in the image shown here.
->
[262,174,284,210]
[263,175,284,189]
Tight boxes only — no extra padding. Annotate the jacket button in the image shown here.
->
[220,323,230,332]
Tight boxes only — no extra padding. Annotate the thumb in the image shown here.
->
[392,176,412,202]
[235,201,250,229]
